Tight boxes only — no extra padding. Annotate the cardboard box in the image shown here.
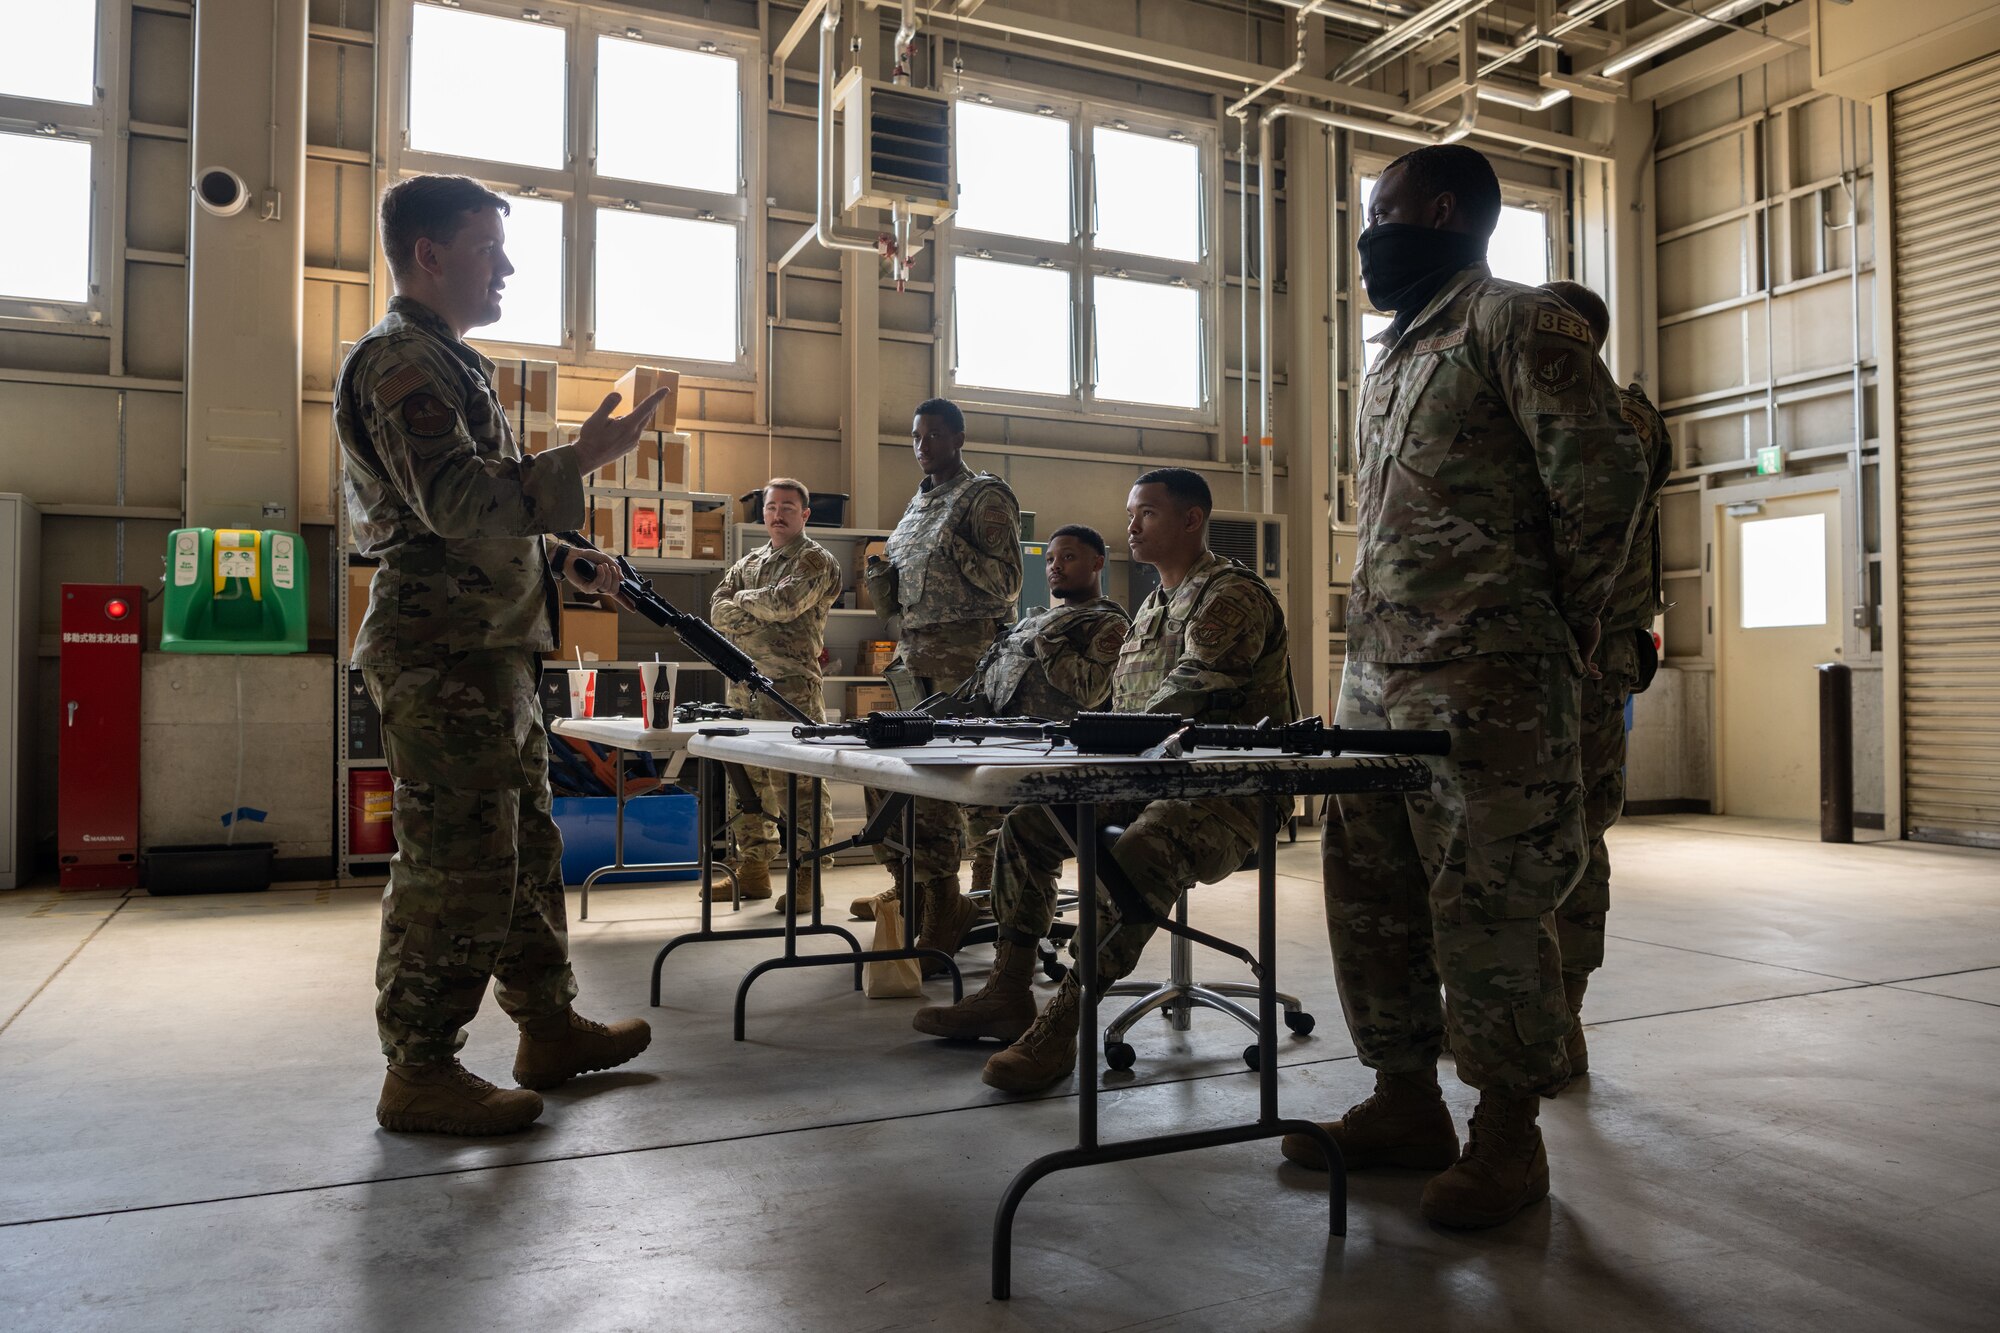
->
[658,499,694,560]
[858,639,897,675]
[591,497,626,556]
[345,562,376,661]
[615,365,680,431]
[494,358,559,418]
[548,604,619,663]
[521,421,558,456]
[589,452,624,490]
[692,507,726,561]
[847,683,896,717]
[853,539,889,610]
[628,502,662,555]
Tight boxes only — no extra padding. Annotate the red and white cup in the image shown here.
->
[566,668,597,719]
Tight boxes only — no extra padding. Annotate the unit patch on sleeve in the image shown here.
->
[1191,598,1248,651]
[1533,347,1583,395]
[401,392,458,439]
[1534,308,1593,345]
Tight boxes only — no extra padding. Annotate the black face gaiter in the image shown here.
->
[1357,222,1487,317]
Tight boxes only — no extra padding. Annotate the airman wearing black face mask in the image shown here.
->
[1286,145,1650,1231]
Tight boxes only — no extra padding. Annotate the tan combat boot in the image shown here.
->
[377,1059,543,1135]
[707,859,772,903]
[1280,1068,1460,1172]
[912,938,1039,1042]
[981,973,1082,1094]
[917,875,980,977]
[1564,975,1589,1076]
[513,1008,653,1090]
[1419,1093,1550,1229]
[850,885,897,921]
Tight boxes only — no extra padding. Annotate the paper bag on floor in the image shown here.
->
[863,895,924,998]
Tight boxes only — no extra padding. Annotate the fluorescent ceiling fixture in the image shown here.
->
[472,194,563,348]
[0,4,96,105]
[954,256,1071,395]
[594,210,739,363]
[409,4,566,171]
[1740,512,1828,629]
[0,133,92,304]
[596,36,739,195]
[1093,127,1200,263]
[955,102,1071,243]
[1094,277,1201,409]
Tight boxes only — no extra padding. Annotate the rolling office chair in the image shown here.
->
[1092,823,1315,1073]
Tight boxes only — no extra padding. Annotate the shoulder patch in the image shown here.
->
[401,392,458,439]
[1534,308,1593,345]
[373,363,432,409]
[1091,622,1127,658]
[1413,328,1467,356]
[1191,596,1249,651]
[1618,394,1654,441]
[1532,347,1583,395]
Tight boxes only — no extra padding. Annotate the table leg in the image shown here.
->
[988,800,1345,1301]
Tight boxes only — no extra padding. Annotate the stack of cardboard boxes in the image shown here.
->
[611,366,722,562]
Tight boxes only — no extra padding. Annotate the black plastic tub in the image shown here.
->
[145,842,275,895]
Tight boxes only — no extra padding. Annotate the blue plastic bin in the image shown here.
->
[553,792,700,885]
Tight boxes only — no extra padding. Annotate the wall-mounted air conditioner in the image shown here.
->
[833,71,955,218]
[1208,510,1288,608]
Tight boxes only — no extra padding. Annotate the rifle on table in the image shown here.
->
[792,710,1450,758]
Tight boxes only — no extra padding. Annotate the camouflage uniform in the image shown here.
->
[990,551,1290,980]
[710,535,841,862]
[861,467,1022,886]
[1326,265,1648,1098]
[956,597,1131,876]
[1561,384,1674,979]
[339,296,588,1066]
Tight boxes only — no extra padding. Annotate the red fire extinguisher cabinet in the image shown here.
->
[59,584,144,889]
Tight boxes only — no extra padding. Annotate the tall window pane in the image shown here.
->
[955,102,1070,243]
[409,5,566,170]
[1093,127,1199,263]
[1094,277,1200,409]
[596,37,739,195]
[594,211,739,363]
[0,133,91,303]
[0,3,97,105]
[954,257,1070,395]
[1488,203,1550,286]
[474,194,563,348]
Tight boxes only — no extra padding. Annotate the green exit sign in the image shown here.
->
[1756,446,1785,475]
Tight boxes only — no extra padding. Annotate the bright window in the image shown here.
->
[408,5,566,171]
[480,194,563,348]
[594,210,738,363]
[596,36,739,195]
[1092,127,1200,263]
[949,94,1212,416]
[1095,277,1200,408]
[955,102,1071,243]
[0,132,92,304]
[0,3,97,105]
[1740,513,1828,629]
[955,257,1071,396]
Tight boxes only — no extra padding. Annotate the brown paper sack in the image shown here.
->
[863,896,925,998]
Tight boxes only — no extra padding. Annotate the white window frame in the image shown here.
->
[380,0,760,382]
[0,0,117,333]
[941,79,1220,427]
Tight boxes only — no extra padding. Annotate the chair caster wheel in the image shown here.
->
[1285,1010,1316,1036]
[1243,1044,1261,1071]
[1105,1042,1137,1072]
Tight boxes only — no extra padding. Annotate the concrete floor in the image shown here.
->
[2,816,1997,1332]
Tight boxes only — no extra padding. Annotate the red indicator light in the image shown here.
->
[106,599,130,620]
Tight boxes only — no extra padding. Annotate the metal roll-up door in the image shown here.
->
[1891,53,2000,847]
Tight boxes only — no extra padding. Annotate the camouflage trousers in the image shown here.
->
[1325,654,1585,1098]
[725,674,834,866]
[861,633,992,889]
[990,797,1258,982]
[362,650,577,1066]
[1560,630,1641,980]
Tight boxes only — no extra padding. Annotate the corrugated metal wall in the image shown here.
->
[1889,52,2000,848]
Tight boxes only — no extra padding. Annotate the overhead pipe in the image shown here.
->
[1255,103,1447,514]
[1334,0,1493,84]
[777,6,885,278]
[1225,1,1326,120]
